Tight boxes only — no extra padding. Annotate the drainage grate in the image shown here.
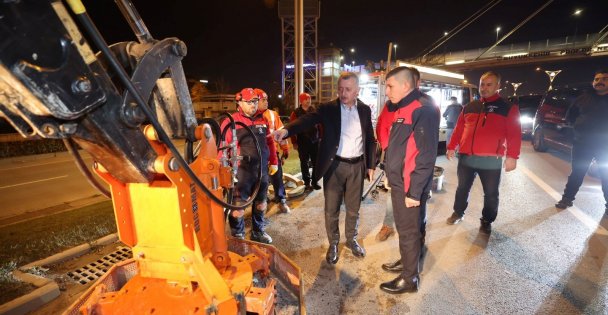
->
[67,246,132,285]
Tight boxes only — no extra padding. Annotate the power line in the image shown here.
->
[474,0,554,61]
[416,0,503,59]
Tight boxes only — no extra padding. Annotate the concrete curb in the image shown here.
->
[20,234,118,271]
[0,233,118,315]
[0,282,60,315]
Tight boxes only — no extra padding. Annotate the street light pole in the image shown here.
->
[510,82,522,96]
[544,70,562,91]
[573,9,582,47]
[495,26,501,42]
[394,44,398,60]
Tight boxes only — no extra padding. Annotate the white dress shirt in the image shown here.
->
[336,103,363,158]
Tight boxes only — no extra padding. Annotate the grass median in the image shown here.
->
[0,201,116,304]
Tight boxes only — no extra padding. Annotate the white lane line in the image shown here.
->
[0,175,69,189]
[0,157,93,171]
[519,164,607,235]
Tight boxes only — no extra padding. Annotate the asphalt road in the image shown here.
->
[260,141,607,314]
[0,151,106,223]
[26,141,608,314]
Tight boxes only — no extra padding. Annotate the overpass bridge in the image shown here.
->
[407,32,608,72]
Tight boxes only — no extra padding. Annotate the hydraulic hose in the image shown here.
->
[63,138,111,198]
[66,1,254,210]
[218,120,263,218]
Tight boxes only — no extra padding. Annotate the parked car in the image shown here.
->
[531,87,586,152]
[508,94,543,137]
[531,86,599,176]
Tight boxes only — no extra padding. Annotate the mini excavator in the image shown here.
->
[0,0,303,314]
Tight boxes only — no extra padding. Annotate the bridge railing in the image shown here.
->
[414,33,606,66]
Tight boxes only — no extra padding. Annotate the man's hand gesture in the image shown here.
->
[272,129,289,143]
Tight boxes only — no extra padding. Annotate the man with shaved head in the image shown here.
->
[378,66,440,294]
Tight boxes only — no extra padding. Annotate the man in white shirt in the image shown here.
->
[273,72,377,265]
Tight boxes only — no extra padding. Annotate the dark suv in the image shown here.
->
[508,94,543,137]
[531,87,586,152]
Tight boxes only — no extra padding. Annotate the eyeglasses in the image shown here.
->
[241,99,259,105]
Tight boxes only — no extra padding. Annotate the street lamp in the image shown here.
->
[544,70,562,91]
[393,44,398,60]
[444,31,448,36]
[495,26,501,42]
[510,82,522,96]
[572,9,582,46]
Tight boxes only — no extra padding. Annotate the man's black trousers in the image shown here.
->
[297,138,318,185]
[453,155,502,222]
[562,140,608,204]
[392,188,427,280]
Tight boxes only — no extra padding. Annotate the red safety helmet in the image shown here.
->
[235,88,258,102]
[254,88,268,100]
[299,92,311,103]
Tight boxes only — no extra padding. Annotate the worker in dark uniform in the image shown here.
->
[290,92,321,190]
[556,69,608,213]
[379,66,440,294]
[221,88,279,244]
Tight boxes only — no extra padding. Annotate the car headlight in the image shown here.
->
[520,115,534,124]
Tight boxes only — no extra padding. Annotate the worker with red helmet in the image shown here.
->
[221,88,279,244]
[255,88,291,213]
[290,92,321,190]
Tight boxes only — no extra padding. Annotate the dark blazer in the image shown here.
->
[286,98,376,183]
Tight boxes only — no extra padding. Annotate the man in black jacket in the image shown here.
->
[273,72,376,265]
[379,66,440,294]
[556,69,608,213]
[290,92,321,190]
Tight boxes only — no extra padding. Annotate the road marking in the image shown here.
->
[0,175,69,189]
[0,157,93,171]
[519,164,607,235]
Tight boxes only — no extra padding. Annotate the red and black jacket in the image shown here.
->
[447,94,521,159]
[385,89,440,201]
[376,102,395,151]
[220,107,278,177]
[289,105,320,145]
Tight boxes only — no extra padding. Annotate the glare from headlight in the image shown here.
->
[520,116,534,124]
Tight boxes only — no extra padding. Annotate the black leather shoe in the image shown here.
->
[326,244,339,265]
[381,259,403,273]
[380,276,419,294]
[479,218,492,235]
[555,198,573,209]
[312,182,322,190]
[347,239,366,257]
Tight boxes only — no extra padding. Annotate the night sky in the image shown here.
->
[82,0,608,96]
